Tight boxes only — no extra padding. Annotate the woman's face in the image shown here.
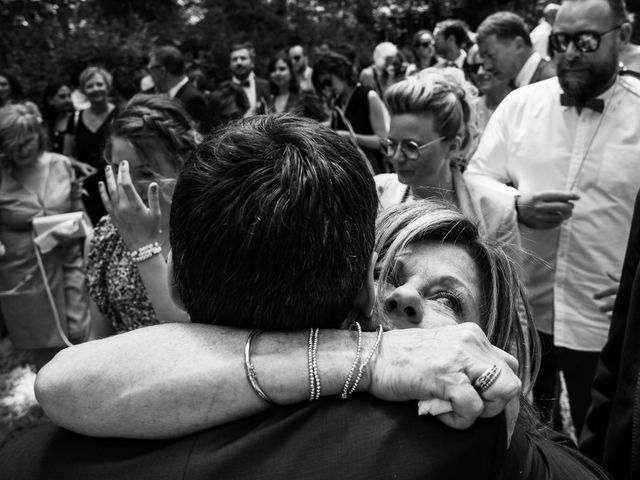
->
[270,60,292,89]
[0,76,11,101]
[388,113,451,188]
[10,131,41,169]
[110,137,178,202]
[416,33,436,60]
[380,240,482,329]
[49,85,73,114]
[83,73,109,104]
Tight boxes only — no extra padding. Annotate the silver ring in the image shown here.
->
[473,365,502,393]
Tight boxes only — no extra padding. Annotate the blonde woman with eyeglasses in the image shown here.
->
[375,70,520,252]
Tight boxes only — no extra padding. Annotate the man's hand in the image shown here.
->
[516,190,580,229]
[593,271,620,318]
[366,323,521,432]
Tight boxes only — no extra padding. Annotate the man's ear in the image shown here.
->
[352,252,377,318]
[513,36,526,52]
[166,250,186,310]
[447,135,463,157]
[619,22,632,51]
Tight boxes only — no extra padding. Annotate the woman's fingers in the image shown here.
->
[148,183,161,219]
[118,160,145,209]
[98,181,113,214]
[105,165,119,204]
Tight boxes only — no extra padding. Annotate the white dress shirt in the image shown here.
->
[466,76,640,351]
[514,51,543,88]
[233,72,258,114]
[530,20,552,59]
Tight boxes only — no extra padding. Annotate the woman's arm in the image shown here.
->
[338,90,389,150]
[99,162,189,323]
[35,322,521,439]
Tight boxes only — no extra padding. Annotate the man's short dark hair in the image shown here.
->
[230,42,256,61]
[152,45,186,76]
[477,12,533,48]
[170,114,377,329]
[435,19,471,49]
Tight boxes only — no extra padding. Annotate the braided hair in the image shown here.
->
[107,94,199,198]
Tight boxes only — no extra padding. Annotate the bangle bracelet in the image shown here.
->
[347,325,383,397]
[130,242,162,263]
[244,329,275,404]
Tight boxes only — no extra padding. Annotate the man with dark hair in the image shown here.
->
[2,115,523,479]
[467,0,640,437]
[229,42,270,115]
[289,44,314,91]
[148,45,209,132]
[477,11,556,87]
[433,19,470,68]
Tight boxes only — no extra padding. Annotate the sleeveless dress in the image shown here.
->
[0,153,90,348]
[71,108,117,224]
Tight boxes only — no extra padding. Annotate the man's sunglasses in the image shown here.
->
[291,55,302,61]
[380,136,445,160]
[549,24,622,53]
[468,63,483,74]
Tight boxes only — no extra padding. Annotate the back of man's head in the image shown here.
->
[170,114,377,329]
[153,45,186,76]
[477,12,533,48]
[436,19,471,49]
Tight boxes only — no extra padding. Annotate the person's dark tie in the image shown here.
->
[560,93,604,113]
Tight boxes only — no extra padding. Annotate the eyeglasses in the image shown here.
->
[291,55,302,61]
[549,25,622,53]
[380,136,445,160]
[416,41,433,48]
[318,76,332,89]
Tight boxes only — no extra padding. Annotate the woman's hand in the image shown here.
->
[99,160,161,251]
[70,159,98,180]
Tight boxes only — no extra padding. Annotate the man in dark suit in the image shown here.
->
[148,45,209,132]
[0,115,522,480]
[477,11,556,88]
[581,188,640,480]
[229,41,270,115]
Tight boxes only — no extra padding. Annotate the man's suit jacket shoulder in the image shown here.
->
[0,396,508,480]
[175,83,208,132]
[255,76,271,103]
[530,58,557,84]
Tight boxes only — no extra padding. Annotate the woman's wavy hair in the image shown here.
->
[0,71,24,103]
[268,50,300,95]
[384,70,478,156]
[312,52,357,91]
[373,200,539,390]
[0,102,46,169]
[106,94,199,199]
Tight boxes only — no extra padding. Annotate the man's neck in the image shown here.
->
[445,48,461,62]
[577,72,618,100]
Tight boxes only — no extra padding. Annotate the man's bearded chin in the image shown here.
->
[558,63,617,99]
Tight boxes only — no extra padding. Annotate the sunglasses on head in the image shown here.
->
[549,24,622,53]
[379,136,445,160]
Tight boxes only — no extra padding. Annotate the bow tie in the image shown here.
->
[560,93,604,113]
[235,79,250,88]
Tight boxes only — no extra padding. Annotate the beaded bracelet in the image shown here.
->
[244,329,275,404]
[308,328,321,401]
[344,324,384,398]
[130,242,162,263]
[341,321,363,399]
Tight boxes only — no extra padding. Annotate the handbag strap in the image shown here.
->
[334,106,375,177]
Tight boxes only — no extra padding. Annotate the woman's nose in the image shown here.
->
[384,285,424,325]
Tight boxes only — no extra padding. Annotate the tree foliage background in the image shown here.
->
[2,0,639,101]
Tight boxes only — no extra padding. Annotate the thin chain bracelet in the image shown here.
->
[341,321,363,399]
[311,328,320,401]
[347,324,383,396]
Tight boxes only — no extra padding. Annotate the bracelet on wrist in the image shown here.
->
[130,242,162,263]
